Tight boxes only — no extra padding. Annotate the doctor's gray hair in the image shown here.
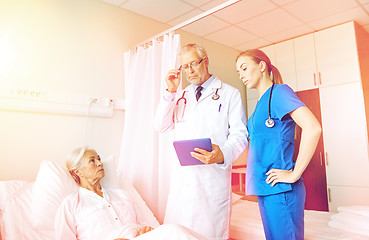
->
[180,43,208,59]
[66,146,96,184]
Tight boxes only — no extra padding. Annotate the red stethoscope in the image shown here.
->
[174,88,220,122]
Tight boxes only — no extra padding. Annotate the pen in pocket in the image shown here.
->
[218,104,222,112]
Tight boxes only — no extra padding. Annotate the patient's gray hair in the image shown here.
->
[66,146,95,184]
[180,43,208,59]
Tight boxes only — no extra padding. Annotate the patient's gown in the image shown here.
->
[55,187,143,240]
[55,187,205,240]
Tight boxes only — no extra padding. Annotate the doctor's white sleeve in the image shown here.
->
[219,89,248,168]
[153,92,177,133]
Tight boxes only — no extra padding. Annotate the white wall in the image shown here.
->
[0,0,169,181]
[0,0,245,181]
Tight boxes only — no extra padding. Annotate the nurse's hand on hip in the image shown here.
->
[265,169,299,187]
[166,67,181,93]
[190,144,224,164]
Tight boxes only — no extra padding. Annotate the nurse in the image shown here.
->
[154,43,248,240]
[236,49,321,240]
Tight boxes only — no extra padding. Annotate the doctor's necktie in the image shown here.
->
[196,86,203,101]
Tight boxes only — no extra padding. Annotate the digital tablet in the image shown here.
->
[173,138,213,166]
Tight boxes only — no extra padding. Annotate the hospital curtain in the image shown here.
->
[118,33,181,223]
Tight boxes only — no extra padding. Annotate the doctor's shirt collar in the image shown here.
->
[192,74,214,93]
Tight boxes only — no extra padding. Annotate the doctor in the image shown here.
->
[154,43,248,240]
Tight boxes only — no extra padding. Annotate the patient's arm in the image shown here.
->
[137,226,154,236]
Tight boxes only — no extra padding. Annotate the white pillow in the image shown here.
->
[31,161,78,230]
[100,155,119,188]
[0,180,30,211]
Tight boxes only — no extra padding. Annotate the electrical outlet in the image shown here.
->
[89,97,114,107]
[88,98,98,104]
[104,98,114,107]
[10,87,46,101]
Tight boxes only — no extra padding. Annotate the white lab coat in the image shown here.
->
[154,76,248,240]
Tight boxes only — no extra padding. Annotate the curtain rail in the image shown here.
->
[134,0,241,49]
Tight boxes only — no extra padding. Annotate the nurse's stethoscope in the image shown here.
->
[174,88,220,122]
[265,83,275,128]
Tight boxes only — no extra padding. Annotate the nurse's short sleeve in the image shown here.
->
[272,84,305,120]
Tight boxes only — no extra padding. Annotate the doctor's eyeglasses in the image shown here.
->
[181,58,204,71]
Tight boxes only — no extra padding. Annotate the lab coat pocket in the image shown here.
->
[204,101,225,115]
[204,102,227,130]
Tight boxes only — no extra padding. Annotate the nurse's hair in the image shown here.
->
[236,49,283,84]
[180,43,208,59]
[66,146,96,185]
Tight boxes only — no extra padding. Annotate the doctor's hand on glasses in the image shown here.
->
[190,144,224,165]
[166,66,182,93]
[181,58,204,71]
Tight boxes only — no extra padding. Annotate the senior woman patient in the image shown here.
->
[55,146,205,240]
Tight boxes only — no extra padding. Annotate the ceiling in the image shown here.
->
[101,0,369,51]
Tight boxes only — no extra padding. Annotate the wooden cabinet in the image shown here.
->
[275,39,297,91]
[319,82,369,210]
[294,22,361,91]
[294,33,318,91]
[319,82,369,184]
[314,22,361,88]
[260,44,276,64]
[310,23,369,210]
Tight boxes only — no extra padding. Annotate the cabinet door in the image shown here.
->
[294,33,318,91]
[314,22,361,87]
[327,185,369,212]
[274,40,297,91]
[319,82,369,187]
[260,44,276,65]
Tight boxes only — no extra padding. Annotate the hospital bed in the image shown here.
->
[229,194,369,239]
[1,160,368,240]
[0,160,160,240]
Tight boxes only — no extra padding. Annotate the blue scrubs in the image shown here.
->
[246,84,306,240]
